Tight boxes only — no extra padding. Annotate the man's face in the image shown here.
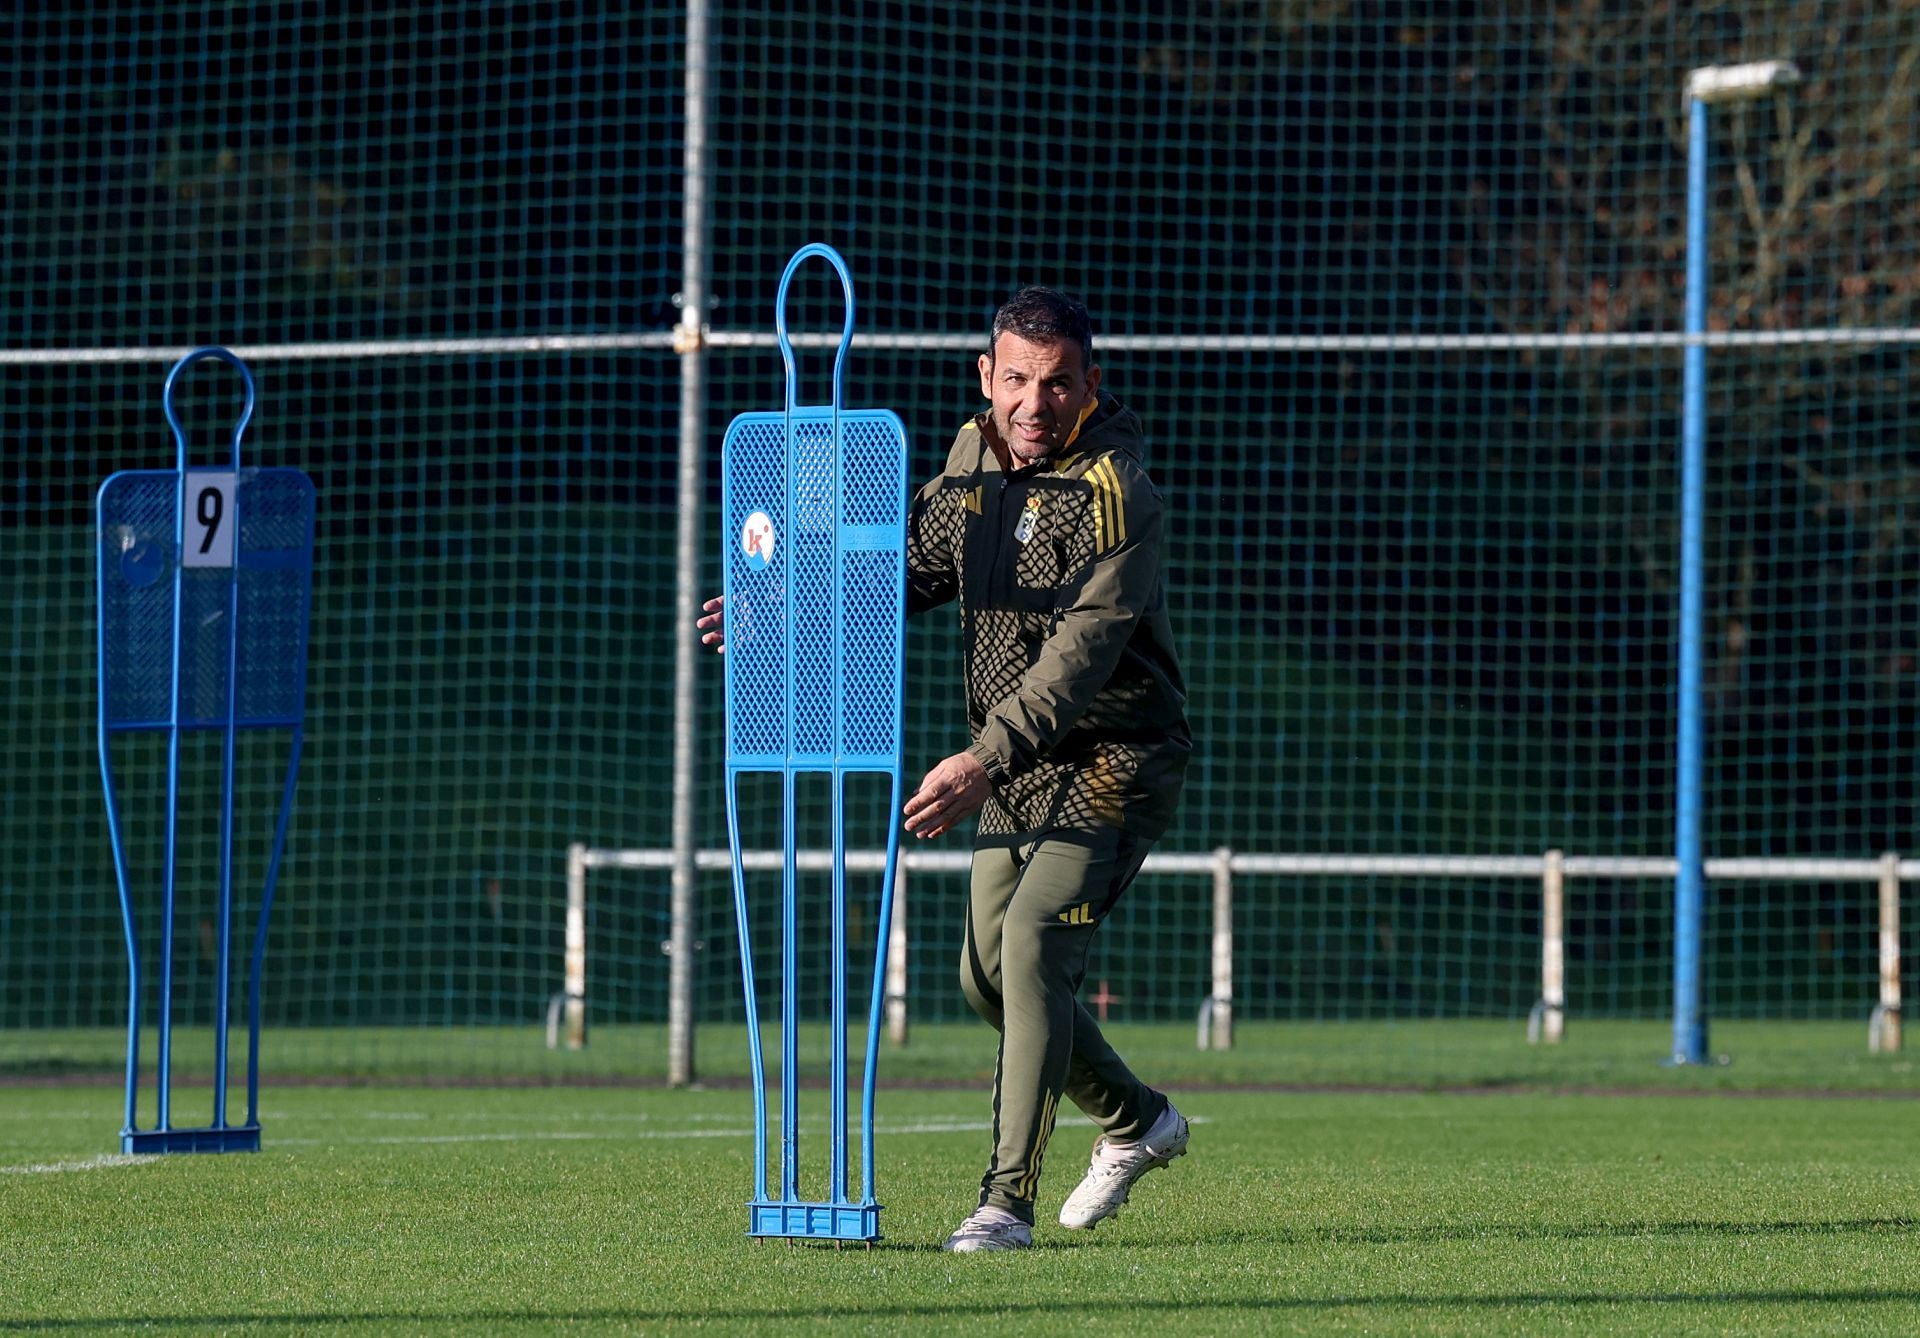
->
[977,332,1102,466]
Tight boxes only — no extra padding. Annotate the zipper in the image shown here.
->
[962,468,1016,723]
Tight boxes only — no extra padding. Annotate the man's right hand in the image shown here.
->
[698,595,725,653]
[902,751,992,839]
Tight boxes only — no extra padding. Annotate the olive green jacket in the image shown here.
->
[906,392,1190,839]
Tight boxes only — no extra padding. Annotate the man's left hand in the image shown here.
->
[903,752,992,839]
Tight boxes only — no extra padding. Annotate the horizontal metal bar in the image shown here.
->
[585,847,970,874]
[579,847,1918,883]
[18,326,1920,367]
[0,332,680,365]
[724,329,1920,353]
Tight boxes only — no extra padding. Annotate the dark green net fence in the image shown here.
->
[2,4,1917,1079]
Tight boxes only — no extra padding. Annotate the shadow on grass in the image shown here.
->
[6,1286,1920,1329]
[1151,1214,1920,1250]
[781,1215,1919,1251]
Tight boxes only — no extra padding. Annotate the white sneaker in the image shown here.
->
[942,1205,1033,1253]
[1057,1102,1190,1230]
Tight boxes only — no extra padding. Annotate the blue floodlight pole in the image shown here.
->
[1673,61,1800,1066]
[1674,89,1710,1067]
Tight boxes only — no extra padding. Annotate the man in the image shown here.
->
[700,286,1191,1254]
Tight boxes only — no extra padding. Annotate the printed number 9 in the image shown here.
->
[197,486,223,555]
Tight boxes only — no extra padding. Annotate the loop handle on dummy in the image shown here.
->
[774,244,857,415]
[163,346,256,472]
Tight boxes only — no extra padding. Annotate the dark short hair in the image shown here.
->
[988,286,1094,373]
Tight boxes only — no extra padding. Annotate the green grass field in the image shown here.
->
[5,1023,1920,1334]
[6,1019,1916,1091]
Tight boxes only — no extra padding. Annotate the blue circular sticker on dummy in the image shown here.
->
[120,538,166,588]
[741,511,776,571]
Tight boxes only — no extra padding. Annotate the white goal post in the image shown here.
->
[553,845,1904,1060]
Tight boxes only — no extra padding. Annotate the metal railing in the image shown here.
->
[555,845,1906,1070]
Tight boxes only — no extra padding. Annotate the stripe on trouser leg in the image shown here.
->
[980,1035,1007,1205]
[1017,1086,1060,1201]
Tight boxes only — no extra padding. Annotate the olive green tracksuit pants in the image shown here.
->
[960,825,1173,1224]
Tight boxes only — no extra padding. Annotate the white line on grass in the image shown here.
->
[274,1107,755,1124]
[5,1115,1209,1158]
[0,1154,162,1175]
[271,1118,1007,1147]
[269,1115,1209,1148]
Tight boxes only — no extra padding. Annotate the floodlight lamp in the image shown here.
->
[1685,61,1803,104]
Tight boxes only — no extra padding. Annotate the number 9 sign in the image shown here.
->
[181,471,237,568]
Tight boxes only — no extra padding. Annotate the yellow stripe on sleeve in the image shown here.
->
[1087,455,1126,552]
